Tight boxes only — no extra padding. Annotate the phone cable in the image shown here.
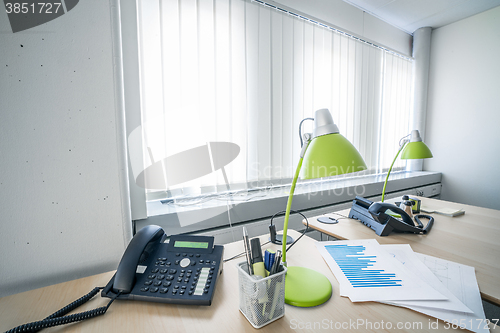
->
[4,287,121,333]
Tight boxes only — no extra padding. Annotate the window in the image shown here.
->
[131,0,413,210]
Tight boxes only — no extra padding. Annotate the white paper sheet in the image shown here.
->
[316,239,447,302]
[412,253,489,333]
[380,244,472,313]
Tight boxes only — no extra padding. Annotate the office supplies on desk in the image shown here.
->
[250,238,266,278]
[349,196,434,236]
[408,196,422,213]
[243,227,253,275]
[400,195,415,218]
[269,250,282,275]
[421,206,465,217]
[237,261,287,328]
[264,249,275,272]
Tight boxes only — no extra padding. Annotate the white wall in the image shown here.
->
[0,1,129,297]
[425,6,500,210]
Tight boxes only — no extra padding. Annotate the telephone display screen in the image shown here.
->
[174,241,209,249]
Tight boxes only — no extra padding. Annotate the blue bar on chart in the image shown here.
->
[325,244,402,288]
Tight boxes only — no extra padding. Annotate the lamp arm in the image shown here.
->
[282,134,311,265]
[282,157,303,266]
[381,140,407,202]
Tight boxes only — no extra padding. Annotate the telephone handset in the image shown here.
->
[109,225,166,294]
[349,196,434,236]
[6,225,224,333]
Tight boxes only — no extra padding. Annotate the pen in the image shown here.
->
[264,249,276,272]
[270,250,282,275]
[250,238,266,278]
[243,227,253,275]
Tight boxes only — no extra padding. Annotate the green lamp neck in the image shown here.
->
[381,142,406,202]
[281,156,304,265]
[282,136,312,264]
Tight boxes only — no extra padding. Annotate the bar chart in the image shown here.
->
[317,239,447,303]
[325,244,402,288]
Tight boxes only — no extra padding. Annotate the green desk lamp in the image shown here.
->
[381,130,433,202]
[281,108,367,307]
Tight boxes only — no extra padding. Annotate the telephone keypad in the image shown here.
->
[113,235,224,306]
[140,254,219,299]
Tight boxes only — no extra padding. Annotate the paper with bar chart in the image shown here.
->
[316,239,447,302]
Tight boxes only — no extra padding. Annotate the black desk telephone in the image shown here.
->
[6,225,224,333]
[102,225,224,305]
[349,196,434,236]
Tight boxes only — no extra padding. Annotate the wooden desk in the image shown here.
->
[304,197,500,307]
[1,229,498,332]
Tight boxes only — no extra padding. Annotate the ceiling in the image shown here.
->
[343,0,500,34]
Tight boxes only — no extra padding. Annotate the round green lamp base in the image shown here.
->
[284,266,332,307]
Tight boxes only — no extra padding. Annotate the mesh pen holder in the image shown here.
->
[237,261,287,329]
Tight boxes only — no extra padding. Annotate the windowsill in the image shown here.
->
[140,171,441,235]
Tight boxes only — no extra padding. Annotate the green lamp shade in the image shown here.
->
[400,141,433,160]
[301,133,367,179]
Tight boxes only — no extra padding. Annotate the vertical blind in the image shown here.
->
[136,0,413,199]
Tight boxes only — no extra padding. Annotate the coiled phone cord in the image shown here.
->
[4,287,120,333]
